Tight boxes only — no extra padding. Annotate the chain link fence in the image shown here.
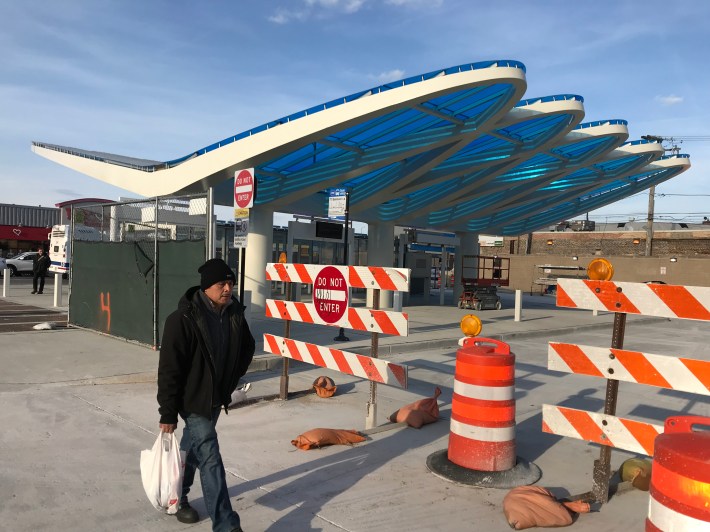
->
[69,194,208,347]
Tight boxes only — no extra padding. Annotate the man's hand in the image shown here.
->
[159,423,177,433]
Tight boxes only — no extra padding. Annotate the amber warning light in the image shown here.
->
[587,258,614,281]
[460,314,482,337]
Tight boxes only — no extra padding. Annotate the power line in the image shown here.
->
[657,193,710,197]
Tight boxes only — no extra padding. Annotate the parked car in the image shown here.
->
[5,251,39,277]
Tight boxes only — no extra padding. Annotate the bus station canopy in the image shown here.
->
[33,60,690,235]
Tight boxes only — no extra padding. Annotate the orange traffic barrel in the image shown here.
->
[448,337,516,471]
[646,416,710,531]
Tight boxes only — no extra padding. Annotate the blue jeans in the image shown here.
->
[180,408,241,532]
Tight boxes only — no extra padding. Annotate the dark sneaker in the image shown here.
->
[31,291,37,294]
[175,502,199,524]
[37,291,43,294]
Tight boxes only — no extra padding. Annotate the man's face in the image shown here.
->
[204,280,234,308]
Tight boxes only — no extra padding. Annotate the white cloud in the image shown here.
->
[655,94,684,106]
[270,0,366,23]
[268,0,439,24]
[386,0,443,7]
[306,0,366,12]
[370,69,406,84]
[268,8,308,24]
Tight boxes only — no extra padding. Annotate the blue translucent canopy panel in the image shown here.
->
[256,81,521,205]
[462,150,666,233]
[495,157,689,234]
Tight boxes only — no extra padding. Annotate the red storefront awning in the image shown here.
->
[0,225,51,241]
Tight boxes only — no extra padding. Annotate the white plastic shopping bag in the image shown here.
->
[140,432,186,514]
[229,382,252,407]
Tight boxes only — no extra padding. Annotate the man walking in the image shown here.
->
[157,258,255,532]
[31,247,50,294]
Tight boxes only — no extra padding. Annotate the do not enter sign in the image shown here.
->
[313,266,348,323]
[234,168,255,209]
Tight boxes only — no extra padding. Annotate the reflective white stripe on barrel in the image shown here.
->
[454,380,514,401]
[450,418,516,442]
[648,497,708,532]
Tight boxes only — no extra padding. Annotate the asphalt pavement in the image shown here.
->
[1,281,708,531]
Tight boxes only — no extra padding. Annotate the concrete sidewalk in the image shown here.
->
[1,287,690,531]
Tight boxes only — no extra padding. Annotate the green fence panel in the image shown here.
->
[70,241,155,344]
[157,240,206,345]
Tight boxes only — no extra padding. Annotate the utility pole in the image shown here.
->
[640,135,666,258]
[645,186,654,257]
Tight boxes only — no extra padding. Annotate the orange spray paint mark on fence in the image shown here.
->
[100,292,111,333]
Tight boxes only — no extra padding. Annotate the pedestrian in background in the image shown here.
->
[157,258,255,532]
[31,247,50,294]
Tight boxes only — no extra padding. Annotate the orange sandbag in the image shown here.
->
[291,428,366,450]
[389,387,441,428]
[312,376,337,398]
[503,486,589,530]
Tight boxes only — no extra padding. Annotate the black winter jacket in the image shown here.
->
[33,253,50,275]
[157,286,255,425]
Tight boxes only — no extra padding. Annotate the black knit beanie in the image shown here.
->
[198,258,236,290]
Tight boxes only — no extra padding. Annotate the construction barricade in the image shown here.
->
[545,275,710,506]
[427,316,541,489]
[263,262,410,428]
[448,337,516,471]
[646,415,710,531]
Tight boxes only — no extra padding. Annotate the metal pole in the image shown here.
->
[591,311,626,504]
[207,188,215,259]
[53,273,62,307]
[68,205,74,324]
[239,247,246,306]
[334,189,350,342]
[153,197,159,349]
[440,245,447,306]
[2,268,9,297]
[279,281,292,400]
[365,288,380,429]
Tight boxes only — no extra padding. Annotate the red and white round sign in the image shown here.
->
[234,169,254,209]
[313,266,348,324]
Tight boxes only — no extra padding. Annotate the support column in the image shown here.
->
[244,206,274,318]
[109,206,120,242]
[366,222,395,308]
[454,232,478,305]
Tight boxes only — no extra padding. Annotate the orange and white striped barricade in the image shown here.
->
[544,278,710,504]
[646,416,710,531]
[263,334,407,389]
[428,335,540,488]
[448,337,516,471]
[264,263,410,428]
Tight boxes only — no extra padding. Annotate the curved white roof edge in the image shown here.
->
[32,66,527,199]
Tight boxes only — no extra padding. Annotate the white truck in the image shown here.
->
[48,224,102,276]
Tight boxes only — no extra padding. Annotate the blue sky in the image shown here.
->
[2,0,709,228]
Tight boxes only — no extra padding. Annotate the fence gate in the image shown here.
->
[69,195,207,347]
